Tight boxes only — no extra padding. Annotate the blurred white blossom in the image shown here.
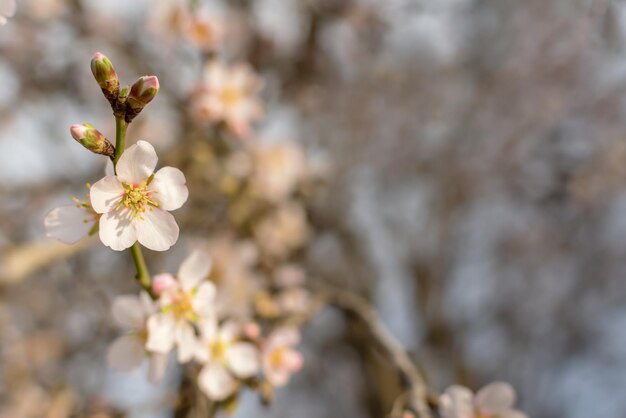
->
[439,382,529,418]
[146,251,216,363]
[196,320,260,401]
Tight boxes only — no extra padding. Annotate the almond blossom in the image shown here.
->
[253,202,310,260]
[146,251,216,363]
[44,197,98,244]
[261,327,303,387]
[184,14,224,51]
[190,60,264,138]
[44,162,114,244]
[89,140,188,251]
[249,141,307,203]
[107,292,168,384]
[0,0,16,25]
[196,320,260,401]
[439,382,529,418]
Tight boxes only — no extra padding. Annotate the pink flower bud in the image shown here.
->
[152,273,176,296]
[90,52,119,103]
[128,75,159,109]
[244,322,261,340]
[70,123,114,157]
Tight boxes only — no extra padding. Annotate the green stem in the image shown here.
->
[130,242,151,291]
[113,117,127,168]
[113,116,151,293]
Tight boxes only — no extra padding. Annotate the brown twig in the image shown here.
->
[313,283,433,418]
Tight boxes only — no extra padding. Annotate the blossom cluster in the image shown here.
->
[38,7,531,416]
[109,250,303,401]
[43,48,308,408]
[439,382,529,418]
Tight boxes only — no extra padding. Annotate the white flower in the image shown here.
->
[261,327,303,387]
[44,161,114,244]
[146,251,216,363]
[439,382,529,418]
[0,0,16,25]
[107,292,169,384]
[196,320,260,401]
[253,202,310,260]
[90,140,188,251]
[190,60,264,138]
[250,141,307,203]
[44,200,98,244]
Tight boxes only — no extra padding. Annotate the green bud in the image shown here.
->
[91,52,120,104]
[126,75,159,121]
[70,123,115,157]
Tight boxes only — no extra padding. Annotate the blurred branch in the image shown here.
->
[314,284,433,418]
[0,238,96,284]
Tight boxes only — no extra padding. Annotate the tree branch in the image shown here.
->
[314,284,432,418]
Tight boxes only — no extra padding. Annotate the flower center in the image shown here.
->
[269,346,288,368]
[169,290,198,322]
[221,88,241,107]
[210,338,229,362]
[121,182,158,218]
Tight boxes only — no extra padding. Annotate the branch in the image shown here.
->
[314,284,432,418]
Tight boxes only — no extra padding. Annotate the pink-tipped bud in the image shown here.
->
[90,52,120,103]
[127,75,159,116]
[151,273,176,296]
[244,322,261,340]
[70,123,114,157]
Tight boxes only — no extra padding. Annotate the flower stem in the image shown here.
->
[113,117,127,168]
[130,242,151,291]
[113,116,151,293]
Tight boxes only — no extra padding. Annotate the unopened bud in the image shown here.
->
[91,52,120,104]
[126,75,159,121]
[151,273,176,296]
[70,123,114,157]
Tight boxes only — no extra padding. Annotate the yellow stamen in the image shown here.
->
[209,338,229,363]
[163,290,198,322]
[221,88,241,107]
[270,346,287,368]
[120,182,159,218]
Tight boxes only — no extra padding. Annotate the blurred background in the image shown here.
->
[1,0,625,417]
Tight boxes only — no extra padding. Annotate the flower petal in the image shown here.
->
[219,321,241,343]
[269,327,300,348]
[107,335,145,372]
[44,205,95,244]
[178,250,212,291]
[475,382,516,413]
[151,167,189,211]
[198,317,218,342]
[139,291,156,315]
[111,294,145,330]
[198,363,237,401]
[146,314,176,354]
[0,0,16,19]
[116,140,158,184]
[226,342,259,378]
[148,352,169,385]
[104,159,115,176]
[175,321,200,363]
[90,176,123,213]
[192,282,217,319]
[135,208,179,251]
[99,207,137,251]
[439,386,474,418]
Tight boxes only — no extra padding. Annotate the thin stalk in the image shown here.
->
[113,116,151,292]
[130,242,151,291]
[113,117,127,168]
